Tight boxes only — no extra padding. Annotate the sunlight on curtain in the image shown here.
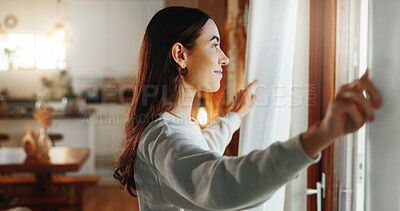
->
[284,0,310,210]
[239,0,301,210]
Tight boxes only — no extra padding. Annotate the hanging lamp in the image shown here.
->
[47,23,73,44]
[0,24,7,35]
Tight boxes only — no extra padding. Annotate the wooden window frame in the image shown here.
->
[307,0,337,210]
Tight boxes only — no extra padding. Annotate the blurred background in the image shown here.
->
[0,0,248,210]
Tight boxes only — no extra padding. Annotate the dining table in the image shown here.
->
[0,147,90,192]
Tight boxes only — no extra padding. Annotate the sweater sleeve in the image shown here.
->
[201,112,241,154]
[151,131,320,210]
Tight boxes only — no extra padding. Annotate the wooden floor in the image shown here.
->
[83,185,139,211]
[82,157,139,210]
[59,185,139,211]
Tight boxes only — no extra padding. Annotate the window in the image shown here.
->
[0,33,66,71]
[333,0,369,210]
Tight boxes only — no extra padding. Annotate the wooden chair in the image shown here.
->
[48,133,64,146]
[0,133,9,147]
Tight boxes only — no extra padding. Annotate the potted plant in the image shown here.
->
[59,71,78,115]
[4,48,17,71]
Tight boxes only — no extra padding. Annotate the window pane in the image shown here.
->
[333,0,369,210]
[0,33,35,70]
[0,33,66,71]
[36,36,66,69]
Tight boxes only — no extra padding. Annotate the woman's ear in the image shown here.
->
[171,42,187,69]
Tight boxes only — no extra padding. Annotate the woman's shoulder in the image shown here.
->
[141,113,192,139]
[137,114,194,157]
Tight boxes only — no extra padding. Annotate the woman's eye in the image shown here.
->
[213,43,219,48]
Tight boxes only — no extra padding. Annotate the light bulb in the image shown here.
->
[197,107,208,126]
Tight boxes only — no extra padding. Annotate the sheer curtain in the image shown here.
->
[239,0,309,210]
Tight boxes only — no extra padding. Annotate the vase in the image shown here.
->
[21,129,37,159]
[37,127,51,160]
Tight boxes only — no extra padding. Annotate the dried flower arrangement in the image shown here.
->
[33,105,55,128]
[21,105,55,160]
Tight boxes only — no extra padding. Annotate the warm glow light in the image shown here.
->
[0,24,7,35]
[53,29,66,42]
[47,23,73,44]
[197,107,208,126]
[36,35,66,69]
[0,34,35,70]
[0,33,66,70]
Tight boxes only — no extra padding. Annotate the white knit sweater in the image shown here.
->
[134,111,320,210]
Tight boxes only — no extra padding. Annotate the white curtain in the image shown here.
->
[283,0,310,210]
[239,0,309,210]
[366,0,400,210]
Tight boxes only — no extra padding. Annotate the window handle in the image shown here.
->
[306,172,326,211]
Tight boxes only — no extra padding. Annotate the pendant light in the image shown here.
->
[47,23,73,44]
[47,0,73,44]
[0,24,7,35]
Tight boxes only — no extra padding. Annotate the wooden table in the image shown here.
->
[0,147,90,192]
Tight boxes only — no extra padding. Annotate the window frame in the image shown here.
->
[307,0,337,210]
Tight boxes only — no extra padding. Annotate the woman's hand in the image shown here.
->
[230,80,258,120]
[301,71,382,158]
[321,71,382,138]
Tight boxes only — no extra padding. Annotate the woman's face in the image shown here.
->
[183,19,229,92]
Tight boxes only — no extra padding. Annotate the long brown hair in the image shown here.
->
[113,7,212,197]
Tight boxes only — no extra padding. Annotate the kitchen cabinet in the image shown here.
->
[69,0,164,77]
[87,103,129,158]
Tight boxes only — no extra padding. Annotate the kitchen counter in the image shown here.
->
[0,112,93,119]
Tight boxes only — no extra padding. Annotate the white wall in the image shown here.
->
[0,70,62,99]
[0,0,67,34]
[366,0,400,210]
[0,0,164,99]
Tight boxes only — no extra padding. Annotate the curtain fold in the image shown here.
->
[239,0,303,210]
[284,0,310,210]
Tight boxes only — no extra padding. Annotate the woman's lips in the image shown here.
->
[214,70,223,75]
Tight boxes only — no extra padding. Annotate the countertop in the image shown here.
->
[0,112,94,119]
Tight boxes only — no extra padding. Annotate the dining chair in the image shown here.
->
[48,133,64,146]
[0,133,10,147]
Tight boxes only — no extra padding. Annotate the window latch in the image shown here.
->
[306,172,326,211]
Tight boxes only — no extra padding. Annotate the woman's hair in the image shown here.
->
[113,6,212,197]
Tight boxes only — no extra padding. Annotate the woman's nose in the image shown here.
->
[219,50,229,66]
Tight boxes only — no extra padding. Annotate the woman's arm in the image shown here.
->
[231,71,381,159]
[201,112,241,154]
[150,131,317,210]
[200,80,257,153]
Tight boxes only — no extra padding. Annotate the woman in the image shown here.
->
[114,6,381,210]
